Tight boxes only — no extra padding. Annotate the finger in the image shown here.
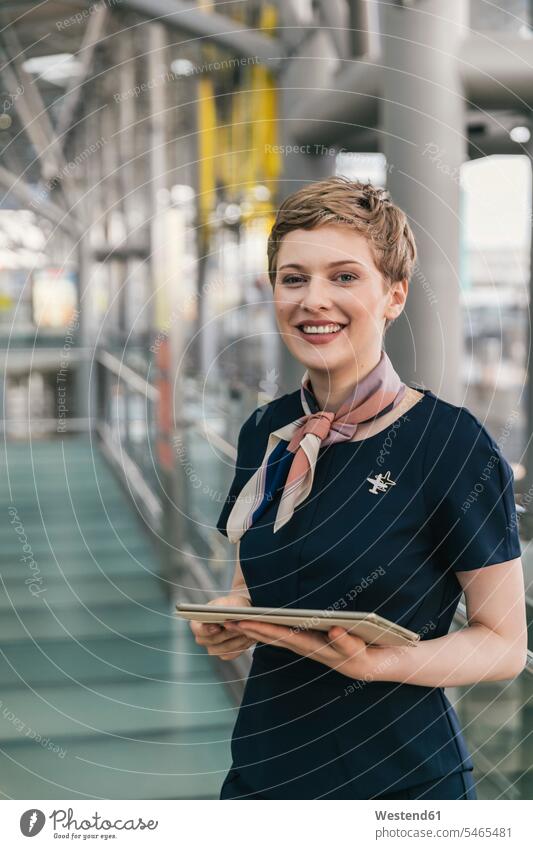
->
[235,621,295,639]
[280,628,336,660]
[235,621,292,647]
[207,636,256,655]
[238,622,334,663]
[195,628,242,647]
[190,620,222,638]
[219,646,254,660]
[326,629,369,675]
[237,620,324,644]
[327,627,367,656]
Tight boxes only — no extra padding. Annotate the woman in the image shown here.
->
[191,177,527,800]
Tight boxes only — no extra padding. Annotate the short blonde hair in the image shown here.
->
[267,176,417,332]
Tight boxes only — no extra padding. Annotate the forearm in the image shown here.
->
[368,623,526,686]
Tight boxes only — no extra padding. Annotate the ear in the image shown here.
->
[384,278,408,322]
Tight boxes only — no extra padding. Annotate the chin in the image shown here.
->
[295,350,348,370]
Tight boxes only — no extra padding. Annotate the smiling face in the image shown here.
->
[273,224,408,384]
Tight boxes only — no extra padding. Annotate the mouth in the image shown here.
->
[294,321,348,341]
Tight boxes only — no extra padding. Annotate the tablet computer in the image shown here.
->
[176,603,420,646]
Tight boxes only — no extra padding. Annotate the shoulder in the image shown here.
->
[418,392,521,568]
[420,389,512,491]
[422,389,502,453]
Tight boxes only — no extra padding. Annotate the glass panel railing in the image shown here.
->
[451,603,532,799]
[174,376,270,594]
[452,669,532,800]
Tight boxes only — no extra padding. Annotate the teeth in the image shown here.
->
[300,324,343,334]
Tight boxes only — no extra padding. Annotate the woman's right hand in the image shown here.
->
[189,594,256,660]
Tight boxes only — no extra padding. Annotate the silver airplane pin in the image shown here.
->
[366,470,397,495]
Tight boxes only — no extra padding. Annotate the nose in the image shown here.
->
[299,275,333,312]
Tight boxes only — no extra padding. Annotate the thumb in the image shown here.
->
[328,627,367,656]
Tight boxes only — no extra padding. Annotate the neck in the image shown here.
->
[307,350,384,413]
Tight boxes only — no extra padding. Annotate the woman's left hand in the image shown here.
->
[224,619,384,680]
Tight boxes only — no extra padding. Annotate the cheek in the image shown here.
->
[343,289,382,324]
[273,294,294,324]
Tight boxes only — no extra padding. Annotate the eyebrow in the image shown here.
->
[278,259,369,271]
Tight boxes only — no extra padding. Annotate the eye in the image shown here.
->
[281,274,306,285]
[280,271,359,285]
[335,272,359,283]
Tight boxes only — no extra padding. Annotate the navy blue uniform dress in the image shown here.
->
[215,386,522,800]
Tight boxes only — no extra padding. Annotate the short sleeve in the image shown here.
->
[423,409,522,572]
[215,406,265,539]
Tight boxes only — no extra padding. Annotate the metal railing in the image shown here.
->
[95,347,161,530]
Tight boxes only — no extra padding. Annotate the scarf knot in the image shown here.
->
[286,410,335,452]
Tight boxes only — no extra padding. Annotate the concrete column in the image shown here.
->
[76,231,93,426]
[379,0,468,404]
[347,0,371,57]
[74,107,96,429]
[146,22,189,583]
[276,5,338,395]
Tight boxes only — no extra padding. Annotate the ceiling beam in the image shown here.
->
[55,2,110,147]
[0,164,81,236]
[0,26,78,208]
[459,35,533,112]
[113,0,284,66]
[0,41,60,180]
[289,57,380,147]
[289,36,533,147]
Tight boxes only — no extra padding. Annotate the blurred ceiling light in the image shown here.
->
[0,209,47,268]
[170,58,195,77]
[224,203,241,224]
[22,53,83,86]
[0,113,12,129]
[171,184,195,205]
[290,0,314,25]
[251,184,270,201]
[510,126,530,143]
